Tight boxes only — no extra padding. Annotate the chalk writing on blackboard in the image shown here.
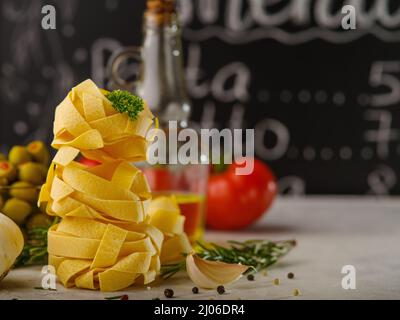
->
[368,61,400,107]
[2,0,400,194]
[278,176,306,196]
[364,109,400,159]
[367,164,397,195]
[179,0,400,45]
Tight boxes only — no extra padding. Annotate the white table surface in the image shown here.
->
[1,196,399,300]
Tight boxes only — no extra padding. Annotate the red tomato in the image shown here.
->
[206,158,277,230]
[79,157,100,167]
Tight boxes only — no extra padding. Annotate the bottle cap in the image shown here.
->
[145,0,175,25]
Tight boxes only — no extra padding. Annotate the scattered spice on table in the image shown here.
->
[273,278,280,285]
[217,285,225,295]
[192,287,199,294]
[164,288,174,298]
[293,288,301,296]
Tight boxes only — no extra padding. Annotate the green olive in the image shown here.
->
[27,141,50,165]
[18,162,47,185]
[9,146,32,166]
[0,178,7,196]
[0,161,17,181]
[9,181,39,203]
[0,177,7,186]
[25,213,52,230]
[2,198,32,225]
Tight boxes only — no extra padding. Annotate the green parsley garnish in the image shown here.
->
[106,90,144,121]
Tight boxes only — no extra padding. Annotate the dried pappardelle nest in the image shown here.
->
[52,79,154,163]
[39,79,191,291]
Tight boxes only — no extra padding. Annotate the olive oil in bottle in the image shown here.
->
[111,0,208,243]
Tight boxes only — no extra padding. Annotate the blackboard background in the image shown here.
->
[1,0,400,195]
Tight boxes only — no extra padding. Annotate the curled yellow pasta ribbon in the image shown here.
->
[40,149,161,291]
[48,219,162,291]
[148,196,192,264]
[41,153,150,223]
[40,79,190,291]
[52,79,154,162]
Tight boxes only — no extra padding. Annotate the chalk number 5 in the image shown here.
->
[369,61,400,107]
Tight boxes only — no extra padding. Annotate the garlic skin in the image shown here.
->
[186,254,249,289]
[0,213,24,282]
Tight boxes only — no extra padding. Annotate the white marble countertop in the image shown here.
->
[1,196,400,300]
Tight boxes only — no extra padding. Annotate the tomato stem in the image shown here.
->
[211,154,231,174]
[212,162,229,174]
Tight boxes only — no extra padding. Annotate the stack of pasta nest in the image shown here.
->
[39,80,191,291]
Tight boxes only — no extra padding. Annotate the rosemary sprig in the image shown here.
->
[161,260,186,280]
[15,227,48,267]
[15,218,59,267]
[199,239,296,274]
[104,295,126,300]
[160,239,296,279]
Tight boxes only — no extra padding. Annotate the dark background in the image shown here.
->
[1,0,400,195]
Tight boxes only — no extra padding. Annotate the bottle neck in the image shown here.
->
[138,9,191,128]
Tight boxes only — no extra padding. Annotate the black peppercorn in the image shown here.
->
[217,285,225,295]
[247,274,254,281]
[287,272,294,279]
[164,288,174,298]
[192,287,199,294]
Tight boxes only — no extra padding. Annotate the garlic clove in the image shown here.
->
[186,254,220,289]
[194,256,249,283]
[186,254,249,289]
